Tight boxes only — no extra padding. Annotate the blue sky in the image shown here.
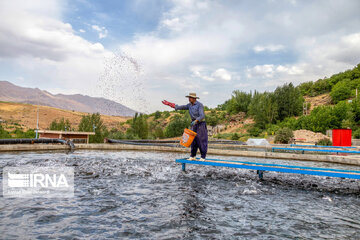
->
[0,0,360,113]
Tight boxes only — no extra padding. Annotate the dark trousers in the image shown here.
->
[190,121,208,158]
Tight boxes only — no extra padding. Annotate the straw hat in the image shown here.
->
[185,92,200,99]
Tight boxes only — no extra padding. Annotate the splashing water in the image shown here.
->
[97,51,149,114]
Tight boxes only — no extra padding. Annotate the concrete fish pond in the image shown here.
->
[1,150,360,239]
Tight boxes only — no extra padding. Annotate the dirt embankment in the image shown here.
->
[304,93,332,112]
[293,130,329,143]
[0,102,130,131]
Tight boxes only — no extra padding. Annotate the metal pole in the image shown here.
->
[35,105,39,139]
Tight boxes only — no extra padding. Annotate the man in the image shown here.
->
[162,93,208,161]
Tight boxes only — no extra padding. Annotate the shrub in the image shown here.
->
[0,125,11,138]
[164,114,190,137]
[154,127,165,139]
[231,133,240,140]
[316,138,332,146]
[154,111,162,119]
[214,133,233,140]
[206,110,219,127]
[11,128,36,138]
[265,124,280,136]
[277,117,298,130]
[274,127,294,144]
[248,126,262,137]
[353,129,360,139]
[108,128,125,139]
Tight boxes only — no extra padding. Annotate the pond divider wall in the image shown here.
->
[1,143,360,166]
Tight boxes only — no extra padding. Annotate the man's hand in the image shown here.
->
[191,120,199,126]
[162,100,175,108]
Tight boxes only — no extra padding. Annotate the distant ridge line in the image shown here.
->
[0,81,136,117]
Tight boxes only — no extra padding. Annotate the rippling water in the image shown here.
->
[0,150,360,239]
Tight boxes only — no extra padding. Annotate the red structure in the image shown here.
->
[332,129,352,146]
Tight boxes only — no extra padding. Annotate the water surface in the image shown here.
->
[0,150,359,239]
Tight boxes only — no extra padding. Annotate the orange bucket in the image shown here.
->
[180,128,197,147]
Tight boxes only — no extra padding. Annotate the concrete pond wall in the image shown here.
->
[1,143,360,166]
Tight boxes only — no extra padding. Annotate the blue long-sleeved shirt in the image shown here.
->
[175,101,205,122]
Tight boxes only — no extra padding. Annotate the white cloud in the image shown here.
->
[312,33,360,65]
[212,68,232,81]
[276,65,304,75]
[161,17,181,31]
[253,44,285,53]
[202,91,209,95]
[119,0,360,109]
[92,25,108,39]
[0,0,117,106]
[2,0,360,112]
[246,63,305,83]
[190,66,214,81]
[79,29,86,33]
[247,65,275,78]
[235,83,250,88]
[190,66,232,82]
[0,1,107,61]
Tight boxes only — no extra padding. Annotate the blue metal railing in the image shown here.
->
[272,147,360,154]
[176,158,360,179]
[290,144,356,149]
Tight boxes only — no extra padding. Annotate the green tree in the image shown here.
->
[78,113,108,143]
[165,113,191,137]
[126,113,149,139]
[312,78,331,95]
[332,101,352,126]
[297,81,314,96]
[298,106,337,133]
[351,99,360,122]
[249,92,278,129]
[108,128,125,139]
[330,79,352,103]
[226,90,252,114]
[49,118,71,131]
[274,83,303,121]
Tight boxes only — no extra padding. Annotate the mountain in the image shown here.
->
[0,81,136,116]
